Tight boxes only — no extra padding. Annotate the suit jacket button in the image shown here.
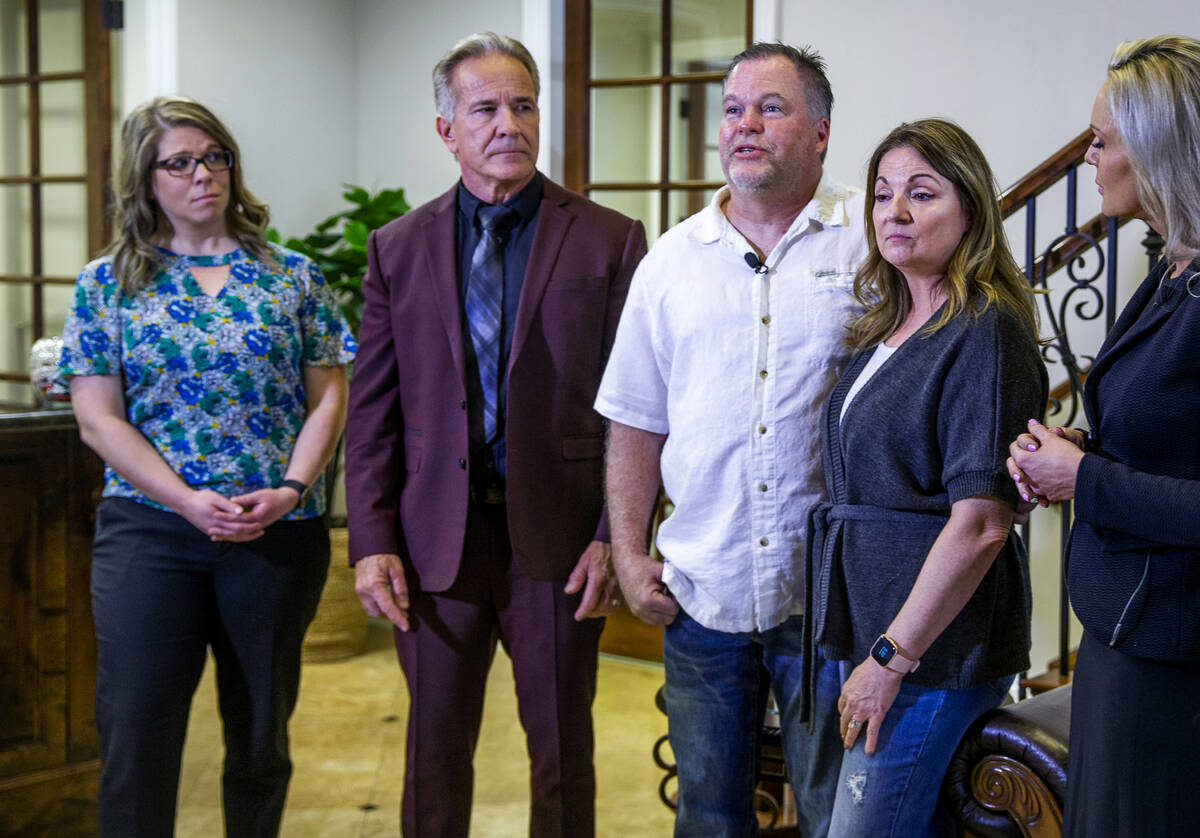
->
[458,458,467,469]
[460,400,467,410]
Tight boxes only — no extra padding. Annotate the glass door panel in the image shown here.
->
[589,189,660,240]
[0,86,30,175]
[38,79,86,174]
[0,0,112,404]
[41,182,87,274]
[576,0,750,241]
[670,0,747,75]
[0,186,32,273]
[668,80,723,183]
[591,85,662,183]
[37,0,84,73]
[591,0,661,79]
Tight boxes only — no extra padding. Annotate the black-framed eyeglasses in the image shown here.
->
[151,149,234,178]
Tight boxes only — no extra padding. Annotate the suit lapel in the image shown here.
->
[421,189,467,387]
[1085,261,1166,422]
[509,180,573,371]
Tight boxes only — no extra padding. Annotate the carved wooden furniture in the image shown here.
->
[944,684,1071,838]
[0,410,103,836]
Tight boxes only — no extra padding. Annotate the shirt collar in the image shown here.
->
[456,172,544,227]
[690,170,858,249]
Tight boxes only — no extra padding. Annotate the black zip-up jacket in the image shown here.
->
[1070,256,1200,662]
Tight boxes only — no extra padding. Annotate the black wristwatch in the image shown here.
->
[280,479,308,501]
[870,634,920,674]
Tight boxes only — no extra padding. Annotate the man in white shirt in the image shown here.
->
[594,43,868,836]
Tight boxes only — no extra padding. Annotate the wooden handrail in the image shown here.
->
[1000,130,1092,217]
[1047,368,1089,404]
[996,129,1131,285]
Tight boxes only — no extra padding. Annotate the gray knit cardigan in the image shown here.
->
[808,302,1048,689]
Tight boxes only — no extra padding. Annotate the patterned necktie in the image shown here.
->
[464,204,517,444]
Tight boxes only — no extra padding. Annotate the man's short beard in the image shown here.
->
[725,168,778,192]
[722,151,781,192]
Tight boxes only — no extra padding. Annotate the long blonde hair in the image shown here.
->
[109,96,274,293]
[1106,35,1200,261]
[848,119,1038,348]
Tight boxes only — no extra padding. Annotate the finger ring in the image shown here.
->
[847,718,863,729]
[611,598,621,608]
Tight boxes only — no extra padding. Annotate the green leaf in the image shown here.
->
[333,275,363,294]
[282,236,316,257]
[343,220,369,251]
[342,185,370,207]
[307,233,341,249]
[270,183,408,337]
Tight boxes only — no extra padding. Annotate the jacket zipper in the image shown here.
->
[1110,550,1151,646]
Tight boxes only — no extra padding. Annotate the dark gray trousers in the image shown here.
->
[90,498,328,838]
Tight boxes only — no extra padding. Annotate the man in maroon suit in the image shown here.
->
[345,32,646,838]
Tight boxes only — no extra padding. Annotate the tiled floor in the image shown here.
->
[176,621,677,837]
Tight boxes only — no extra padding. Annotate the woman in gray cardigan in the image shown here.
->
[808,119,1046,837]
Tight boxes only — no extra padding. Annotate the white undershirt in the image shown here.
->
[840,342,898,423]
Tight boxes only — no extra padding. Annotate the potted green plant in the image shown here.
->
[268,184,410,334]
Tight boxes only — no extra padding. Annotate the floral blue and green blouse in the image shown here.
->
[57,244,356,520]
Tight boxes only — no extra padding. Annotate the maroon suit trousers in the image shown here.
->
[394,501,604,838]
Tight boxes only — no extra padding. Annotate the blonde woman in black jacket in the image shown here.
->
[1008,34,1200,838]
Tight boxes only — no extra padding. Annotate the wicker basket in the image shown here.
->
[301,527,368,662]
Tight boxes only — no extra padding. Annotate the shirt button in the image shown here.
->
[758,425,767,434]
[758,483,767,492]
[759,370,768,379]
[759,537,769,546]
[458,458,467,469]
[761,315,771,325]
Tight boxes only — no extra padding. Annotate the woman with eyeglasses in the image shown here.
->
[57,96,355,838]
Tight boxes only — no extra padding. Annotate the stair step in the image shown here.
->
[1019,648,1078,694]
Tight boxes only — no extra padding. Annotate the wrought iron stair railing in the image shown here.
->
[997,129,1163,693]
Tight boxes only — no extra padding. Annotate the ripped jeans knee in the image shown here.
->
[844,769,868,805]
[825,677,1010,838]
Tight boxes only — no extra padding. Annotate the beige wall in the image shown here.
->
[354,0,526,207]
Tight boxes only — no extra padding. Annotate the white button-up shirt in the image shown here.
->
[595,174,868,633]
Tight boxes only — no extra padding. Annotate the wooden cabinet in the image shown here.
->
[0,412,103,836]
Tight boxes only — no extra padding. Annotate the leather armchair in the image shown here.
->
[942,684,1071,838]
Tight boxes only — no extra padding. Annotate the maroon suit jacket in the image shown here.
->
[344,176,647,591]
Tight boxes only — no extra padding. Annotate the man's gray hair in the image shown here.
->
[433,32,540,121]
[725,42,833,123]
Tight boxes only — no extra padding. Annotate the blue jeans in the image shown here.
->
[663,612,843,838]
[828,670,1012,838]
